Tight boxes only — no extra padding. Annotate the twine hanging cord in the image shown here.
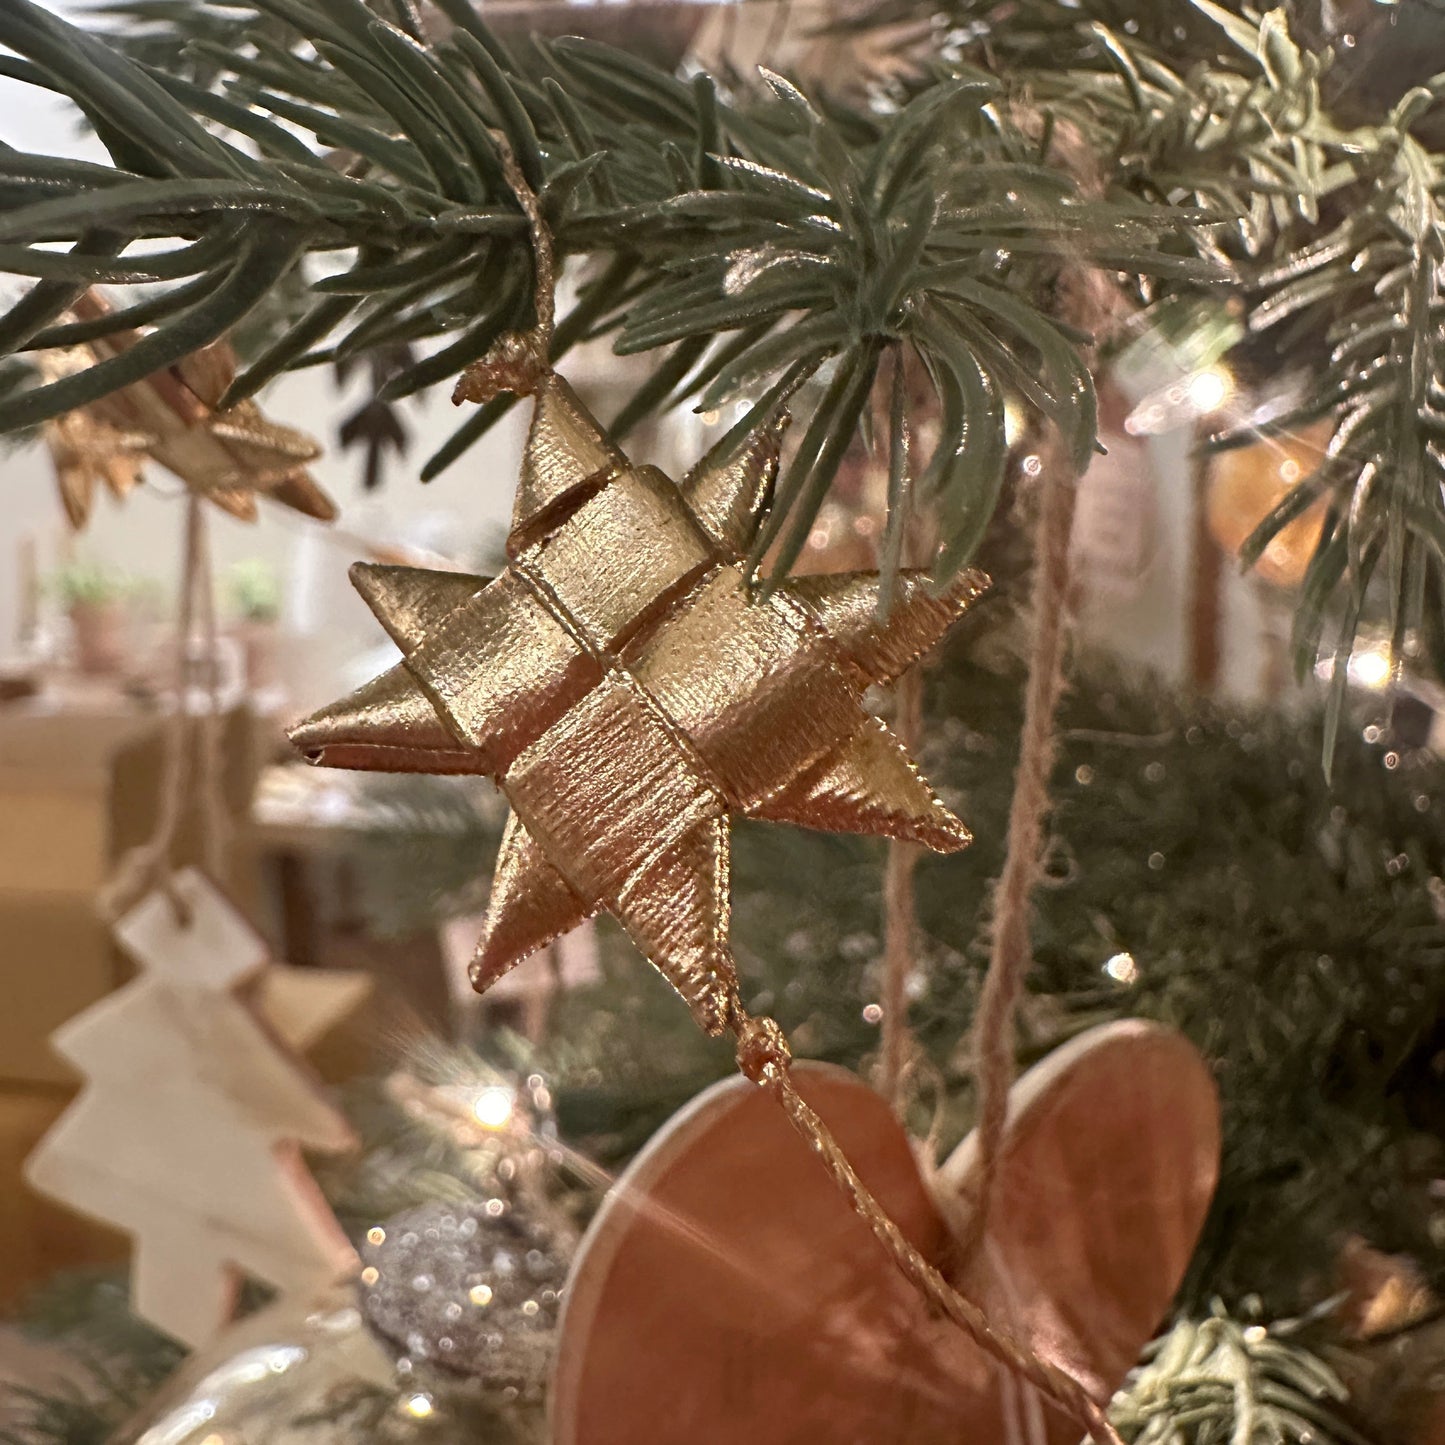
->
[959,442,1080,1260]
[452,132,556,407]
[730,1006,1121,1445]
[100,493,230,923]
[961,106,1116,1256]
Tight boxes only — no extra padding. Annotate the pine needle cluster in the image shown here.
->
[0,0,1443,739]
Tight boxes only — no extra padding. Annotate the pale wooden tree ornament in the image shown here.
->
[25,869,360,1347]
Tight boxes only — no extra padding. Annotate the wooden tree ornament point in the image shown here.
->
[551,1021,1219,1445]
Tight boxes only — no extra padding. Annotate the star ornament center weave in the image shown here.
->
[291,377,988,1033]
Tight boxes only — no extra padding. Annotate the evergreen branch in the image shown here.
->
[0,0,1204,586]
[1209,122,1445,769]
[1111,1304,1370,1445]
[3,0,1443,676]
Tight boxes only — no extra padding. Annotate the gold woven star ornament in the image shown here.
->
[291,377,987,1033]
[43,289,336,530]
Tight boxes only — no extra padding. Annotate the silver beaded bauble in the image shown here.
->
[358,1200,568,1400]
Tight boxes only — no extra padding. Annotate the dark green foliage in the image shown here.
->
[1,1273,183,1445]
[919,649,1445,1314]
[1112,1304,1369,1445]
[0,0,1203,587]
[315,621,1445,1317]
[317,772,506,938]
[1212,111,1445,763]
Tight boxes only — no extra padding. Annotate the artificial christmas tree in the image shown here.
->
[0,0,1443,1442]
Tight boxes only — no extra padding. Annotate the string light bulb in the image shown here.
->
[1350,647,1392,690]
[1104,952,1138,984]
[472,1086,516,1130]
[1187,366,1232,414]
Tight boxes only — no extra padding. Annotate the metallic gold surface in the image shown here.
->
[290,374,988,1032]
[625,566,864,810]
[752,716,972,851]
[510,373,625,541]
[40,290,335,529]
[475,812,592,989]
[790,570,991,685]
[680,419,787,554]
[349,563,491,649]
[407,573,603,772]
[521,463,713,651]
[37,343,149,529]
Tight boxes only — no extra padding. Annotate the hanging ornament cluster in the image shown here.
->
[290,371,988,1034]
[41,289,337,529]
[25,870,359,1347]
[286,158,1155,1444]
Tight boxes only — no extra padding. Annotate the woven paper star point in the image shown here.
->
[41,290,336,529]
[291,376,987,1032]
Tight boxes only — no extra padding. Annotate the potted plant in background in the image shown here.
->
[52,561,131,676]
[227,559,282,694]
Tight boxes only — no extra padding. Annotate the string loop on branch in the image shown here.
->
[452,132,557,406]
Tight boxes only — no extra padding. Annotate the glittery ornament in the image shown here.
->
[359,1201,567,1398]
[41,289,336,530]
[291,373,988,1034]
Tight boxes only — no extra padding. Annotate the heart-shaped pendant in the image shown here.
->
[552,1019,1219,1445]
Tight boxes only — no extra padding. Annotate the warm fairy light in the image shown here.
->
[1350,648,1392,690]
[1126,365,1234,436]
[367,1226,386,1246]
[470,1283,494,1307]
[404,1393,435,1419]
[1187,366,1232,415]
[472,1086,515,1130]
[1318,644,1394,691]
[1104,952,1138,984]
[361,1266,379,1286]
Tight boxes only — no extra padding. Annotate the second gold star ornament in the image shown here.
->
[291,376,987,1033]
[42,289,336,530]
